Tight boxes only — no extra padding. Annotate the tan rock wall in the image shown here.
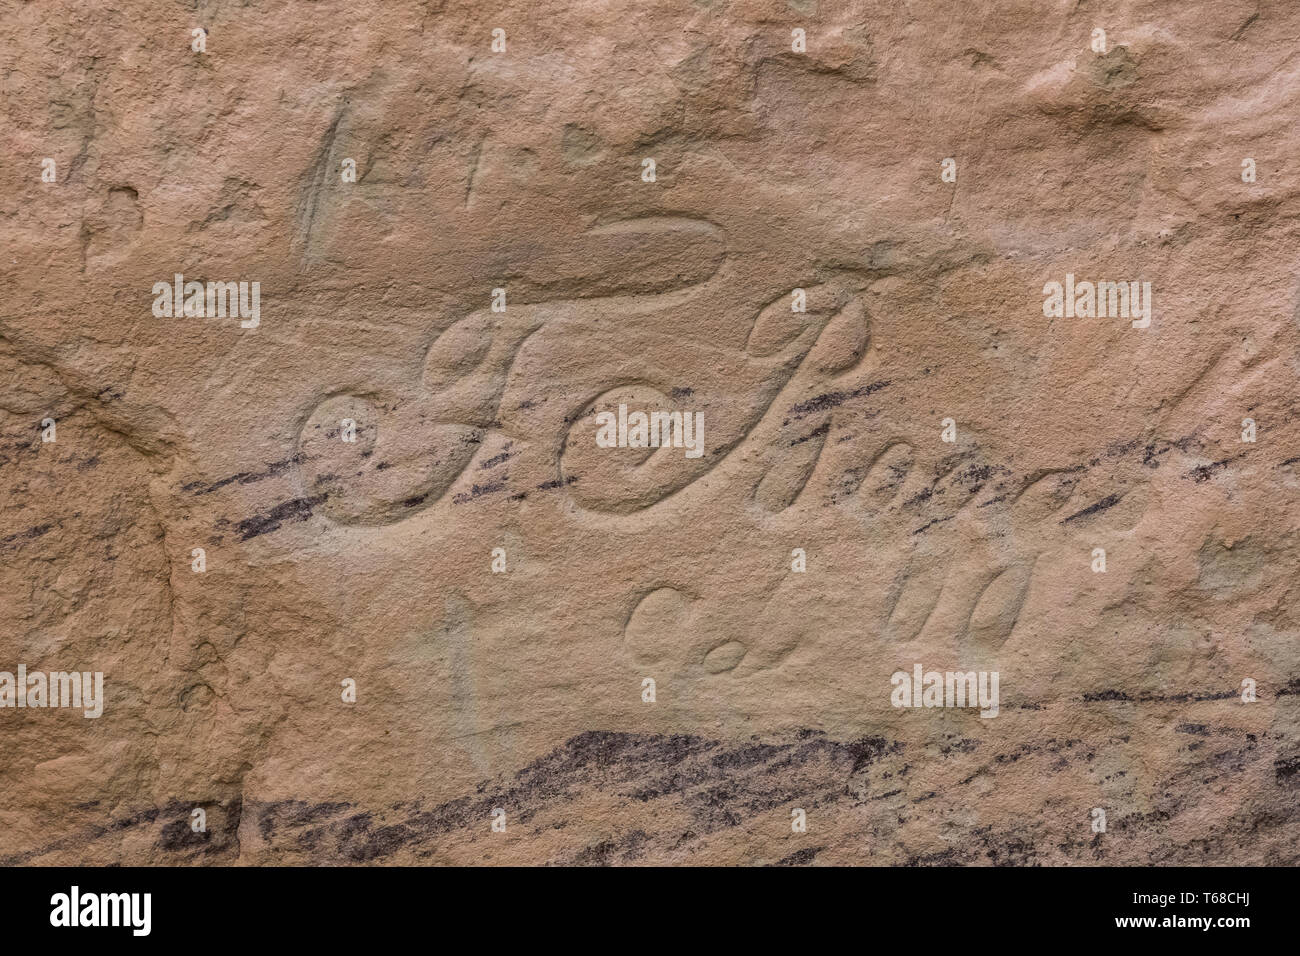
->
[1,0,1297,864]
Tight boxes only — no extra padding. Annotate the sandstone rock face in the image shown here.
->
[2,0,1298,866]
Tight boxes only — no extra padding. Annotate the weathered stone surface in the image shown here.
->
[2,0,1298,865]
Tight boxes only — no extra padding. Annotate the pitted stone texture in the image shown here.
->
[1,0,1298,864]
